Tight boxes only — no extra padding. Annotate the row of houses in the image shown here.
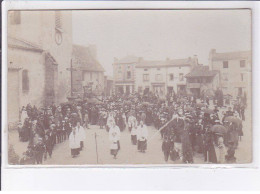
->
[113,49,251,99]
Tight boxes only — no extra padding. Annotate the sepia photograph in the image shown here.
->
[6,9,252,165]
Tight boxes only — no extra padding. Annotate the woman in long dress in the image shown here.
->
[181,120,193,164]
[69,127,80,158]
[204,131,217,163]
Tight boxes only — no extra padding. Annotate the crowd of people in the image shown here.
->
[17,90,247,164]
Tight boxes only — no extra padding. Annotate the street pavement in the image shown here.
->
[9,116,251,165]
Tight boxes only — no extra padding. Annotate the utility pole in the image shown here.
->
[66,59,77,97]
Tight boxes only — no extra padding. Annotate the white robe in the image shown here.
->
[109,125,121,142]
[128,116,136,128]
[107,116,115,129]
[131,126,138,136]
[20,110,28,125]
[69,132,80,149]
[137,125,148,141]
[76,126,86,142]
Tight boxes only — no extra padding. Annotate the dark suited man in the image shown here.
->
[162,126,175,162]
[171,109,185,143]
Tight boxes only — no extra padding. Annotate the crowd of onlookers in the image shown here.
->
[16,91,247,164]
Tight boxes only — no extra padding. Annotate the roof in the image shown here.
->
[136,58,193,68]
[72,44,105,72]
[114,56,140,64]
[185,66,218,78]
[8,36,43,52]
[211,50,251,61]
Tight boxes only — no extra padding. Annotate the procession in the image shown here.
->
[7,10,252,165]
[14,89,248,165]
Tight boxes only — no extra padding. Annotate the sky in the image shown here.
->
[72,10,251,76]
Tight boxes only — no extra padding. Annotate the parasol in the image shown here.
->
[210,124,228,134]
[224,116,242,128]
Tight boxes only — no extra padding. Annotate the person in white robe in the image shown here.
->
[137,120,148,153]
[76,121,86,151]
[20,107,28,125]
[69,127,80,157]
[130,119,138,145]
[128,114,136,132]
[109,121,121,158]
[216,136,226,163]
[106,112,115,132]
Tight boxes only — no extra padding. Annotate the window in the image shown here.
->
[22,70,29,92]
[157,68,161,71]
[222,73,229,81]
[241,73,244,81]
[169,73,174,81]
[179,73,184,81]
[144,69,148,71]
[143,74,149,81]
[127,71,131,79]
[240,60,246,68]
[55,11,62,30]
[90,72,92,81]
[10,11,21,25]
[128,65,131,69]
[223,61,229,68]
[155,74,162,81]
[179,67,181,69]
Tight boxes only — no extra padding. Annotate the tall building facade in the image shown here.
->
[135,56,198,98]
[209,49,252,97]
[113,56,140,94]
[7,11,73,122]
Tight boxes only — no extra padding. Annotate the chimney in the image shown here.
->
[88,44,97,58]
[114,57,118,62]
[193,55,198,65]
[166,57,170,61]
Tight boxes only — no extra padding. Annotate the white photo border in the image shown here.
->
[1,0,260,190]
